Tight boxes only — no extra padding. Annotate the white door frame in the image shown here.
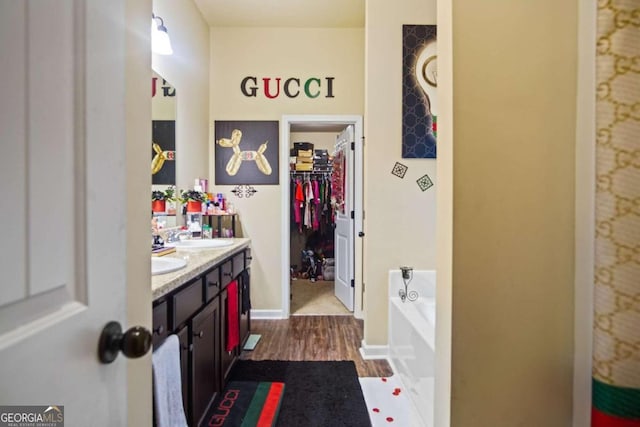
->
[280,115,364,319]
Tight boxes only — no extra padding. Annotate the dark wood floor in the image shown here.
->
[240,315,393,378]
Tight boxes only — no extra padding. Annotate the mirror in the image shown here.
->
[151,71,177,227]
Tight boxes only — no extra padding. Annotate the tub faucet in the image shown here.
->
[398,266,418,302]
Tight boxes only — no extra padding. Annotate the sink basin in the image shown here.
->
[165,239,235,250]
[151,256,187,275]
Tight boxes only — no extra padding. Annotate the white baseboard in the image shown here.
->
[359,339,389,360]
[250,309,285,320]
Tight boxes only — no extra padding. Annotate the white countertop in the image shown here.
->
[152,238,250,299]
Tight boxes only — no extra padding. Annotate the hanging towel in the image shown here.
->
[226,280,239,352]
[152,335,188,427]
[241,269,251,314]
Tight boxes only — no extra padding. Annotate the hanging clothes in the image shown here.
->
[304,178,314,229]
[289,172,336,234]
[294,178,304,232]
[312,179,321,230]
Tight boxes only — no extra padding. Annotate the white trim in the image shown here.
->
[250,309,286,320]
[279,119,291,318]
[353,119,364,319]
[281,115,364,320]
[436,0,453,426]
[574,0,596,425]
[359,339,389,360]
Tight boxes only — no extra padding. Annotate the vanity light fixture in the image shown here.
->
[151,13,173,55]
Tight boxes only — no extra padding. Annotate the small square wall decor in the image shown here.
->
[214,121,279,185]
[391,162,408,179]
[417,174,434,192]
[402,25,437,159]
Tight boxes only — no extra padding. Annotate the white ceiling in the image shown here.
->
[193,0,365,28]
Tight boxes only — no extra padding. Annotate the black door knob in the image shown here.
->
[98,321,152,364]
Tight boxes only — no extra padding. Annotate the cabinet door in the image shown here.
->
[204,266,220,302]
[238,268,250,350]
[232,252,244,279]
[172,278,204,329]
[220,287,235,381]
[191,298,220,427]
[152,300,168,349]
[220,259,233,288]
[176,326,191,424]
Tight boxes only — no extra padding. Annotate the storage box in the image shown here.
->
[293,142,314,152]
[314,149,329,161]
[295,163,313,171]
[297,149,313,158]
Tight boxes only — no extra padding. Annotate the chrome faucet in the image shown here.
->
[166,229,191,243]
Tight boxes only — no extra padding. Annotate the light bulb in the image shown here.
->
[151,15,173,55]
[415,40,437,118]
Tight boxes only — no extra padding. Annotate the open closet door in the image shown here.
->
[333,125,355,311]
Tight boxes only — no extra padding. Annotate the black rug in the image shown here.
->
[206,381,285,427]
[227,360,372,427]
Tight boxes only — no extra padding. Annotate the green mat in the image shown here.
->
[243,334,261,351]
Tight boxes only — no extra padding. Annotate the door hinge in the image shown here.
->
[362,282,365,292]
[350,210,355,219]
[350,141,355,150]
[351,279,355,288]
[363,210,365,220]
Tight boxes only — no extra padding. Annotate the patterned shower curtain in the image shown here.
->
[592,1,640,425]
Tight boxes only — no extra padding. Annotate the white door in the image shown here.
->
[0,2,145,425]
[334,125,355,311]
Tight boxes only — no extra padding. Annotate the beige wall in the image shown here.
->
[209,28,364,311]
[364,0,437,345]
[450,1,577,425]
[152,0,210,195]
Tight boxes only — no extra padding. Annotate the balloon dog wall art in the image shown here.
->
[214,121,279,185]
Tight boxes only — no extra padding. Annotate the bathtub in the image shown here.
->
[388,270,436,427]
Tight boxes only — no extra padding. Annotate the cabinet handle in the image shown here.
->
[194,331,204,339]
[182,343,193,352]
[208,281,218,287]
[153,325,164,335]
[246,256,253,260]
[223,272,232,277]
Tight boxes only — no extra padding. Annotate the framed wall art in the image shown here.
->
[214,120,280,185]
[402,24,437,159]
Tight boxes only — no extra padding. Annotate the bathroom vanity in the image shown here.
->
[152,238,251,426]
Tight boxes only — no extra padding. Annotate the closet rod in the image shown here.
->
[289,171,332,175]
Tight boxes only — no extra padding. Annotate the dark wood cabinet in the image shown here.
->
[238,268,250,351]
[152,247,251,427]
[204,267,220,302]
[191,298,220,426]
[172,278,204,329]
[220,259,233,288]
[152,300,168,349]
[176,326,191,423]
[219,287,234,383]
